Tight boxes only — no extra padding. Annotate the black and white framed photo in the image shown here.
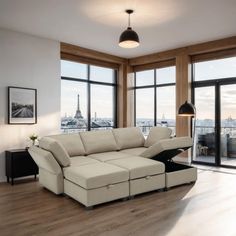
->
[8,86,37,124]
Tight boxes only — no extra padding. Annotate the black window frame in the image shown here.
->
[61,60,118,132]
[191,60,236,169]
[134,66,176,131]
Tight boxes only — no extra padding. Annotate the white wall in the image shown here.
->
[0,29,61,182]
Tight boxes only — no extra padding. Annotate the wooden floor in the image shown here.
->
[1,168,236,236]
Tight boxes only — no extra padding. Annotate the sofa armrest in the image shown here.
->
[28,146,62,175]
[140,137,193,159]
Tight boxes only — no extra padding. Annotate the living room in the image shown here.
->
[0,1,236,236]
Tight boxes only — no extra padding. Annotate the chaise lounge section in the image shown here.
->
[29,127,197,208]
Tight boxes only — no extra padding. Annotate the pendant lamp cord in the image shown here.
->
[128,13,130,27]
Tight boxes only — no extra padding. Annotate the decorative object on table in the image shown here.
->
[178,101,196,151]
[29,134,38,146]
[8,86,37,124]
[119,9,140,48]
[5,149,38,185]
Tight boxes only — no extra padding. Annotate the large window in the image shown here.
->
[134,66,176,135]
[192,56,236,168]
[61,60,117,132]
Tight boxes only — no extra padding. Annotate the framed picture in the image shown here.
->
[8,86,37,124]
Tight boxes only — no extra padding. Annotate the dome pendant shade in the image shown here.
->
[119,27,140,48]
[119,10,140,48]
[178,101,196,116]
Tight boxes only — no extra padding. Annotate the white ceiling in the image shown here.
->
[0,0,236,58]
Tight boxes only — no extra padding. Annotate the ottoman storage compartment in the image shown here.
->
[165,162,197,188]
[107,157,165,196]
[63,162,129,207]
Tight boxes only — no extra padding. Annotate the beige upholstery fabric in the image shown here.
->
[63,162,129,189]
[130,174,165,196]
[120,147,147,156]
[39,137,71,167]
[48,134,85,157]
[39,168,64,194]
[29,146,61,175]
[112,127,145,150]
[80,130,118,155]
[140,137,193,159]
[144,127,172,147]
[107,157,164,179]
[64,179,129,207]
[70,156,99,166]
[89,151,132,162]
[166,167,197,188]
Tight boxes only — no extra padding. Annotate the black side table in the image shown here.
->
[5,149,39,185]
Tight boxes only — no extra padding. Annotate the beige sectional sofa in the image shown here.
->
[29,127,197,208]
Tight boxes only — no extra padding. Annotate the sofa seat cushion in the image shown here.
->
[89,152,133,162]
[80,130,118,155]
[39,137,70,167]
[63,162,129,190]
[120,147,147,156]
[107,157,165,180]
[112,127,145,150]
[145,127,172,147]
[48,134,85,157]
[140,137,193,159]
[70,156,99,166]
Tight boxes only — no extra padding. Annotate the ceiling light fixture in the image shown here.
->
[119,9,140,48]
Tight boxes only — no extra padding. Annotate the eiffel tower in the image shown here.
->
[74,94,83,119]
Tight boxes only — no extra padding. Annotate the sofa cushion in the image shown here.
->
[144,127,172,147]
[80,130,118,155]
[63,162,129,189]
[89,151,132,162]
[39,137,70,167]
[120,147,147,156]
[70,156,99,166]
[140,137,193,159]
[112,127,145,150]
[107,157,165,179]
[49,134,86,157]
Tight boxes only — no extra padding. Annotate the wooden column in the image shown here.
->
[175,54,191,138]
[175,54,191,158]
[117,62,133,127]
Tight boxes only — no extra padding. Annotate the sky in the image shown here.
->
[61,57,236,121]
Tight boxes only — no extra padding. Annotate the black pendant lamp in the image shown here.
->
[119,9,140,48]
[178,101,196,117]
[178,101,196,142]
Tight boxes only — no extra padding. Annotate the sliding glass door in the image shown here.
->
[192,56,236,168]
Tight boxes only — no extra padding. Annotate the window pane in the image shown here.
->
[156,66,175,85]
[90,65,115,83]
[136,88,154,135]
[156,86,176,133]
[194,86,215,163]
[220,84,236,166]
[90,84,114,129]
[61,80,87,132]
[61,60,87,80]
[136,70,154,86]
[194,57,236,81]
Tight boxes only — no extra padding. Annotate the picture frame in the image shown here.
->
[8,86,37,124]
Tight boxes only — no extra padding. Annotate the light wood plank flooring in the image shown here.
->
[0,168,236,236]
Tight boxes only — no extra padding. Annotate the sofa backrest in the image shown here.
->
[112,127,145,150]
[39,137,71,167]
[144,126,172,147]
[48,134,86,157]
[80,130,118,155]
